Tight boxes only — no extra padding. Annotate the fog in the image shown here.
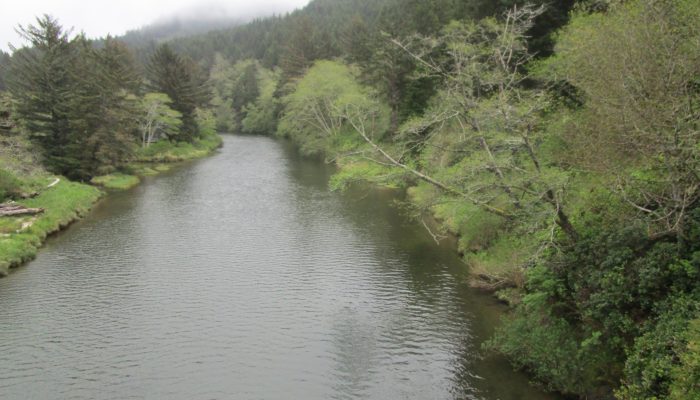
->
[1,0,311,52]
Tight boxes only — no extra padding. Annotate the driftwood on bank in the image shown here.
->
[0,203,44,217]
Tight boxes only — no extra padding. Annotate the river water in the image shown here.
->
[0,135,556,400]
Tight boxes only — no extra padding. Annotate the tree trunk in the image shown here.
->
[0,204,45,217]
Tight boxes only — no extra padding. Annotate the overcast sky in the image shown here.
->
[1,0,311,52]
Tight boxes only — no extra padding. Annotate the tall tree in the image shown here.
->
[8,18,141,179]
[279,15,318,79]
[231,62,260,112]
[7,15,77,175]
[0,50,11,91]
[77,37,141,176]
[147,44,204,142]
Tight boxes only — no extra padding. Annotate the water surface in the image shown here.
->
[0,135,555,400]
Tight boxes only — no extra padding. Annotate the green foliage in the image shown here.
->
[544,0,700,238]
[139,92,183,146]
[484,2,700,396]
[147,43,206,142]
[278,60,389,156]
[232,61,260,111]
[0,179,101,275]
[618,295,700,399]
[0,50,10,91]
[209,56,278,133]
[7,17,142,179]
[0,169,22,201]
[195,108,217,138]
[67,37,141,178]
[489,204,700,397]
[486,298,608,396]
[0,91,18,135]
[136,128,221,163]
[4,0,700,396]
[7,16,78,175]
[241,67,280,135]
[669,319,700,399]
[329,160,405,191]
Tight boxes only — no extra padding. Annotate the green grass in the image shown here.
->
[0,179,102,275]
[90,173,141,190]
[91,132,223,190]
[135,131,223,163]
[0,132,222,274]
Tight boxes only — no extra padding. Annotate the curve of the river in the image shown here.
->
[0,135,556,400]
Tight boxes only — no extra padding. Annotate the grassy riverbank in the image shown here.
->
[0,179,101,276]
[91,131,223,190]
[0,132,222,275]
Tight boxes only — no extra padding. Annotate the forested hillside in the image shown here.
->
[1,0,699,398]
[117,16,246,49]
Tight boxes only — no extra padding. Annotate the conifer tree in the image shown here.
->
[0,51,11,91]
[7,15,76,175]
[147,44,204,142]
[279,15,318,79]
[231,63,259,113]
[8,18,141,179]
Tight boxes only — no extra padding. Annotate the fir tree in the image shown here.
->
[147,44,204,142]
[7,15,77,175]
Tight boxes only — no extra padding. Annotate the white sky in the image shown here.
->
[1,0,311,52]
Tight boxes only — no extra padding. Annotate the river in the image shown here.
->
[0,135,556,400]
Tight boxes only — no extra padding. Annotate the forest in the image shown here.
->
[1,0,699,398]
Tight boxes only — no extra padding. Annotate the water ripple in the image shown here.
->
[0,136,555,400]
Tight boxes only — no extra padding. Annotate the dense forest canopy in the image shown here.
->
[117,15,247,49]
[2,0,700,399]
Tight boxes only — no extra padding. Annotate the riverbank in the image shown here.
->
[0,180,101,275]
[0,132,223,275]
[91,130,223,190]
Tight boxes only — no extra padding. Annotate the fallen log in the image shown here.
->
[0,204,45,217]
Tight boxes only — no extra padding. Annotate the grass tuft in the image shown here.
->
[91,173,141,190]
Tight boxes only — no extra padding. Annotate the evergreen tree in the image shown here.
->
[81,38,141,175]
[231,63,259,112]
[279,15,318,79]
[51,35,139,178]
[0,92,17,136]
[340,14,372,65]
[0,50,11,91]
[146,44,204,142]
[7,15,77,175]
[8,18,141,179]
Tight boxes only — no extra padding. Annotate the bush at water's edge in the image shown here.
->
[91,131,223,191]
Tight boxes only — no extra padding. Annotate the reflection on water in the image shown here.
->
[0,135,556,400]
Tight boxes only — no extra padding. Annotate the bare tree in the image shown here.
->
[139,93,182,148]
[339,5,579,241]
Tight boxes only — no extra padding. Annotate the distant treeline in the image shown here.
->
[0,17,217,180]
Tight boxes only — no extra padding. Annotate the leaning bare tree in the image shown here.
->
[338,5,579,242]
